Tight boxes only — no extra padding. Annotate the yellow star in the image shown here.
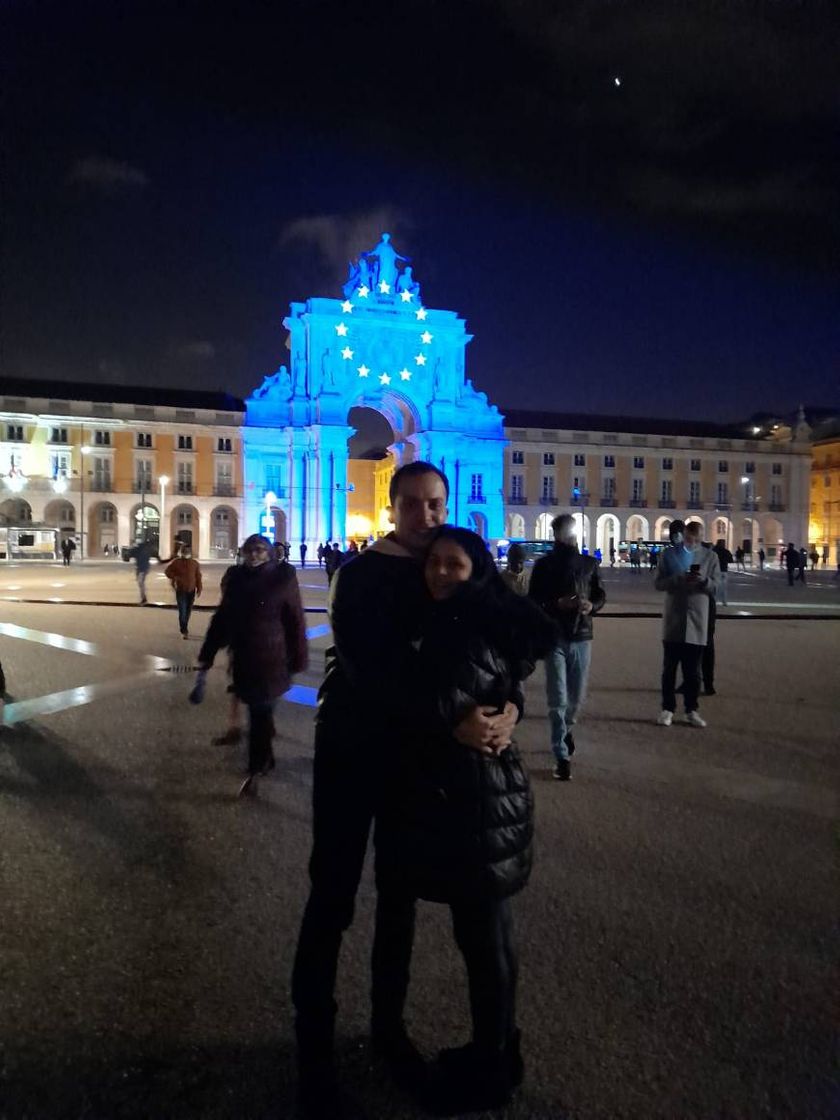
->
[335,322,348,337]
[400,290,413,303]
[341,300,354,313]
[416,307,427,321]
[415,353,427,366]
[357,364,370,378]
[420,330,433,344]
[357,285,369,298]
[399,368,412,381]
[378,280,391,294]
[379,372,391,385]
[341,347,354,360]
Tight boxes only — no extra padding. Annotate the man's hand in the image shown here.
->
[454,701,518,756]
[578,597,593,615]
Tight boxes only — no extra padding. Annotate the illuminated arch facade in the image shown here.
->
[244,235,506,547]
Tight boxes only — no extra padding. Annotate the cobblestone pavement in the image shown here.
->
[0,596,837,1119]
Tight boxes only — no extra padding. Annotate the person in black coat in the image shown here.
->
[196,535,308,796]
[375,526,556,1114]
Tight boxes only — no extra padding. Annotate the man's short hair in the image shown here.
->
[389,461,450,504]
[669,519,687,535]
[551,513,575,535]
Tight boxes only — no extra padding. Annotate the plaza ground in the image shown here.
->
[0,568,838,1118]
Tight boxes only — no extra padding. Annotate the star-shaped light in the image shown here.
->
[357,285,369,298]
[341,346,354,360]
[416,307,428,321]
[335,322,348,337]
[415,353,427,366]
[341,300,354,313]
[420,330,433,344]
[400,289,413,303]
[357,364,370,378]
[378,280,391,294]
[399,368,412,381]
[379,372,391,385]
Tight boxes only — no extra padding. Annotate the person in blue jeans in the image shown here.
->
[528,513,606,780]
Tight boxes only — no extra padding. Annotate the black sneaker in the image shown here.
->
[552,759,572,781]
[564,731,576,756]
[371,1023,427,1092]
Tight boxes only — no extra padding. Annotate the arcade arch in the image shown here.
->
[505,512,526,540]
[467,511,488,540]
[625,514,649,541]
[211,506,239,557]
[44,499,76,545]
[131,502,160,551]
[596,513,620,557]
[535,512,553,540]
[170,503,199,552]
[654,515,672,541]
[0,498,32,523]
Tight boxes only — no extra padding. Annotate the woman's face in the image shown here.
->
[425,539,473,600]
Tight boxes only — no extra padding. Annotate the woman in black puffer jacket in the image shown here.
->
[375,527,556,1113]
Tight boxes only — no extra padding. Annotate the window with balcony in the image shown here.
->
[217,437,232,453]
[510,474,524,500]
[177,434,193,451]
[572,475,585,492]
[50,452,71,479]
[633,456,645,469]
[632,478,645,502]
[661,479,673,504]
[602,476,615,500]
[574,453,586,466]
[690,459,701,472]
[136,432,152,448]
[772,462,782,475]
[469,473,484,501]
[689,480,701,505]
[92,457,111,490]
[177,461,194,494]
[603,454,615,468]
[136,459,153,492]
[511,450,524,464]
[717,482,728,505]
[662,457,673,471]
[94,430,111,446]
[541,475,555,501]
[50,427,68,443]
[718,460,728,473]
[543,452,555,466]
[744,461,755,474]
[770,484,783,508]
[265,465,281,494]
[215,461,234,495]
[6,424,23,441]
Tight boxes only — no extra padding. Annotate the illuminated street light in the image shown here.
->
[262,491,277,541]
[159,475,169,554]
[79,444,91,559]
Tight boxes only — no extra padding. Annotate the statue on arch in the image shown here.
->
[254,364,292,400]
[396,265,421,301]
[342,254,373,298]
[366,232,409,290]
[321,348,337,390]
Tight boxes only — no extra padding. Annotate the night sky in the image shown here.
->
[3,0,839,422]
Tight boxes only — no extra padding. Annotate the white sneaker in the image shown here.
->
[685,711,707,728]
[657,710,673,726]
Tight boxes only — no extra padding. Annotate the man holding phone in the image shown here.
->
[654,519,720,727]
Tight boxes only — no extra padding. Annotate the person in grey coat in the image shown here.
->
[654,520,720,728]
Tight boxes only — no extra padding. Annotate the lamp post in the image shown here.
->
[79,444,91,559]
[740,475,753,563]
[159,475,169,556]
[572,486,589,552]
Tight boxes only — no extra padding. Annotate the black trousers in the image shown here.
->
[292,727,408,1062]
[662,641,703,713]
[246,700,276,775]
[701,598,716,691]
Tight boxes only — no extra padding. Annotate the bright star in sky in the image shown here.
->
[416,307,427,321]
[341,300,354,313]
[335,322,348,337]
[399,368,411,381]
[400,289,412,303]
[420,330,433,344]
[341,346,353,360]
[378,280,391,294]
[379,372,391,385]
[357,285,369,298]
[357,364,370,378]
[415,353,427,366]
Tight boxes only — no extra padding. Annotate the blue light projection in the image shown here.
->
[244,234,506,549]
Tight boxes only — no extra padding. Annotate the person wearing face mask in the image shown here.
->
[654,520,720,727]
[375,527,556,1114]
[528,513,606,781]
[195,534,308,796]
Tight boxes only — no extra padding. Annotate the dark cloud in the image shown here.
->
[173,340,216,361]
[69,156,149,193]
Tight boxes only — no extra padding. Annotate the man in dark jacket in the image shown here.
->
[528,513,606,781]
[713,539,733,605]
[291,462,518,1118]
[784,542,799,586]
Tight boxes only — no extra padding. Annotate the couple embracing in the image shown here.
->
[292,461,556,1117]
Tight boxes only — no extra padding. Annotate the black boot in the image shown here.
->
[428,1030,523,1114]
[370,1019,427,1092]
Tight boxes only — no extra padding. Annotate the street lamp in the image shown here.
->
[159,475,169,556]
[79,444,91,559]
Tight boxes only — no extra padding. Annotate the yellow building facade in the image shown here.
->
[810,430,840,565]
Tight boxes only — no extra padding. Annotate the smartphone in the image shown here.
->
[690,564,701,573]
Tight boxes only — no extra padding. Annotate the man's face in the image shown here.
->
[389,472,448,554]
[553,520,576,547]
[684,527,701,550]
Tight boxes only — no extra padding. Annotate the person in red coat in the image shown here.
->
[196,534,308,796]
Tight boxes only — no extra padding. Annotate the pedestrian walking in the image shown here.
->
[317,543,325,568]
[528,512,606,780]
[300,541,308,568]
[291,462,517,1119]
[128,539,156,604]
[195,535,308,797]
[758,547,766,571]
[323,542,343,584]
[735,546,746,572]
[654,520,720,728]
[809,547,819,571]
[713,539,733,605]
[164,546,203,638]
[60,537,76,566]
[374,527,555,1114]
[784,542,799,586]
[499,542,529,595]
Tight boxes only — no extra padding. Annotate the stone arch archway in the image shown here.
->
[86,501,118,554]
[170,503,199,553]
[505,512,526,539]
[211,505,239,558]
[0,498,32,524]
[626,514,649,541]
[654,515,672,541]
[131,502,160,550]
[596,513,620,556]
[467,510,488,540]
[44,498,76,544]
[535,512,553,540]
[711,515,731,548]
